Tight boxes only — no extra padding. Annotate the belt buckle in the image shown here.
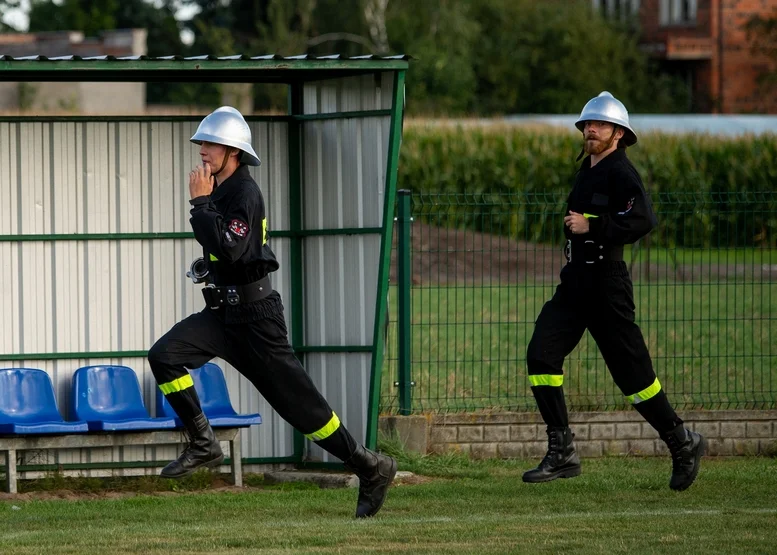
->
[203,284,223,310]
[226,287,240,306]
[584,240,595,264]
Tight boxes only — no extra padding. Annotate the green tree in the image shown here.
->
[1,0,693,114]
[26,0,119,36]
[180,0,320,110]
[383,0,688,115]
[181,0,318,55]
[309,0,372,55]
[468,0,688,114]
[386,0,480,115]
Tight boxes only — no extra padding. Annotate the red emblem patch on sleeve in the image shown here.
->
[228,219,249,238]
[617,197,635,215]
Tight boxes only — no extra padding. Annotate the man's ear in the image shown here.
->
[614,126,625,141]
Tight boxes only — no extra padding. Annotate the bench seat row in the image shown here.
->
[0,363,261,435]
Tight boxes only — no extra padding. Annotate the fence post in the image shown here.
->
[396,189,413,415]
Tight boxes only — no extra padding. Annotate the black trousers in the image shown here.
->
[147,292,356,460]
[527,262,681,433]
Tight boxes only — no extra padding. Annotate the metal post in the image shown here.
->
[396,189,413,415]
[230,433,243,487]
[4,449,17,493]
[287,83,306,461]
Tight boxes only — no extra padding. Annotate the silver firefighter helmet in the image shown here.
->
[190,106,261,166]
[574,91,637,147]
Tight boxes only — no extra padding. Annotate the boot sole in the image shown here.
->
[160,453,225,480]
[522,465,582,483]
[357,457,398,519]
[670,435,705,492]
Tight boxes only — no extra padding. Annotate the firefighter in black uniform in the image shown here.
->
[147,106,396,518]
[522,92,704,491]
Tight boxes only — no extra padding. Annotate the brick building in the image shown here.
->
[592,0,777,113]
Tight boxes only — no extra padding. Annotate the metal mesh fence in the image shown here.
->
[381,191,777,414]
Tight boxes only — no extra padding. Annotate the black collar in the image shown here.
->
[579,148,628,172]
[212,164,250,199]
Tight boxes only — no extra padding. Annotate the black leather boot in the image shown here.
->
[161,412,224,479]
[661,424,704,491]
[522,426,581,483]
[343,445,397,518]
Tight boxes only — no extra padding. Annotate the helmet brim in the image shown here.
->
[190,133,261,166]
[575,120,637,147]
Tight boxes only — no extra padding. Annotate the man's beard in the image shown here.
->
[584,137,610,155]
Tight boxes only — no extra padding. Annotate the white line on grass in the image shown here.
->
[220,507,777,528]
[380,507,777,525]
[230,507,777,528]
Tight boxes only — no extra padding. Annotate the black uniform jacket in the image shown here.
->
[189,164,279,286]
[565,148,657,248]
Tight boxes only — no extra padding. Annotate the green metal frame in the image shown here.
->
[365,70,406,449]
[292,110,391,121]
[0,111,391,123]
[0,351,148,362]
[0,59,409,469]
[287,83,307,463]
[396,190,413,415]
[0,228,381,242]
[0,346,372,362]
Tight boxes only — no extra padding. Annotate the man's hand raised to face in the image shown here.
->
[189,163,214,199]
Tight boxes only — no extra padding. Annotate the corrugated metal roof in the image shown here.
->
[0,53,410,62]
[0,54,410,82]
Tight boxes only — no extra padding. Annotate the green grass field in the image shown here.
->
[382,281,777,413]
[633,247,777,266]
[2,453,776,554]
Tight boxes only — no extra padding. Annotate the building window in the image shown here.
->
[660,0,697,26]
[591,0,640,22]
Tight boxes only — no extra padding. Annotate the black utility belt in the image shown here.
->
[202,276,272,309]
[564,239,623,264]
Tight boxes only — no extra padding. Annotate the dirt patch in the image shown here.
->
[393,472,434,486]
[0,490,138,501]
[390,221,777,284]
[391,221,564,285]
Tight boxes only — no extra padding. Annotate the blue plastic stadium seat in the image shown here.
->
[0,368,88,434]
[70,365,177,431]
[156,363,262,428]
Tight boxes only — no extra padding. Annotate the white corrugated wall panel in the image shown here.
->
[302,73,394,113]
[300,75,393,461]
[3,119,293,466]
[304,353,372,462]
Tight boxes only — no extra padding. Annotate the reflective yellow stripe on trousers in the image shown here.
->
[626,378,662,404]
[304,412,341,441]
[159,374,195,395]
[528,374,564,387]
